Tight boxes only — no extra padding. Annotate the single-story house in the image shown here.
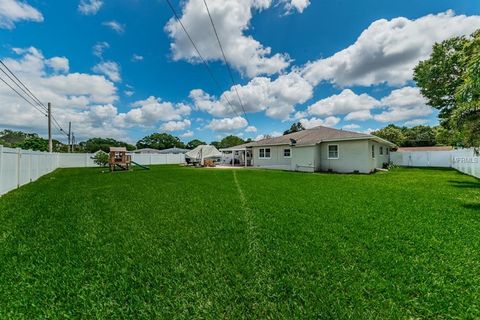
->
[131,148,163,154]
[223,126,395,173]
[157,147,190,154]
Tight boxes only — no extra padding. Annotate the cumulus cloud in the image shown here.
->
[93,61,121,82]
[206,116,248,132]
[160,119,192,132]
[303,11,480,87]
[245,125,257,133]
[0,0,43,29]
[131,54,144,62]
[190,72,313,120]
[93,42,109,58]
[403,119,429,127]
[46,57,69,73]
[282,0,310,14]
[181,130,194,138]
[299,116,340,129]
[344,110,373,121]
[308,89,381,117]
[165,0,292,77]
[255,131,282,141]
[342,124,361,130]
[374,87,433,122]
[119,96,191,127]
[78,0,103,15]
[103,20,125,34]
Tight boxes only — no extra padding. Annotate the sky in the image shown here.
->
[0,0,479,144]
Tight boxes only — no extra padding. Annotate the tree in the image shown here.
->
[91,151,109,167]
[136,133,185,150]
[402,126,436,147]
[283,122,305,135]
[17,136,49,151]
[434,126,464,147]
[0,130,37,147]
[217,135,245,148]
[371,125,406,146]
[186,139,205,149]
[414,30,480,146]
[82,138,135,153]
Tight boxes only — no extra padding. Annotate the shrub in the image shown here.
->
[92,151,109,167]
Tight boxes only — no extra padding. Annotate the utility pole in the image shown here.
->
[71,133,75,153]
[48,102,52,153]
[68,122,72,153]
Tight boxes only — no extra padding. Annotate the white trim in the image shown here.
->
[258,147,271,159]
[283,148,292,158]
[327,144,339,160]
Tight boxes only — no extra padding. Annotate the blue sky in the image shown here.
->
[0,0,479,144]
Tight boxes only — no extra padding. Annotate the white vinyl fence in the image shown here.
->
[0,145,185,195]
[391,148,480,178]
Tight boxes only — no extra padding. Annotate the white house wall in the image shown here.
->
[252,145,292,170]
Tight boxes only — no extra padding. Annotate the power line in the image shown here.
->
[0,74,47,116]
[202,0,249,123]
[164,0,240,119]
[0,60,48,112]
[0,60,69,137]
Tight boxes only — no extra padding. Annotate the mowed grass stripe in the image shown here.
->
[0,166,479,318]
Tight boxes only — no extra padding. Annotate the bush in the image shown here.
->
[92,151,109,167]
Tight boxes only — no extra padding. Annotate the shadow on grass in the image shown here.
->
[463,203,480,210]
[449,180,480,189]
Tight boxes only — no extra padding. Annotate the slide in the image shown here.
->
[131,161,150,170]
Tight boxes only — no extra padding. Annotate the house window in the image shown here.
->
[284,148,291,158]
[328,144,339,159]
[386,148,390,155]
[372,145,375,158]
[259,148,271,159]
[380,146,384,155]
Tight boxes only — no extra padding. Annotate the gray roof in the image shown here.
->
[132,148,162,154]
[246,126,395,147]
[157,147,190,154]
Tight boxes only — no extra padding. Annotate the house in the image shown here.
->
[157,147,190,154]
[223,126,395,173]
[131,148,162,154]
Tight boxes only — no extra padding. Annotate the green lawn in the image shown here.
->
[0,166,479,319]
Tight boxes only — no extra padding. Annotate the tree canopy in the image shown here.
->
[372,124,464,147]
[283,122,305,135]
[80,138,135,153]
[214,135,245,149]
[186,139,205,149]
[414,30,480,146]
[136,133,185,150]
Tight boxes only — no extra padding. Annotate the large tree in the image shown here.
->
[136,133,184,150]
[283,122,305,135]
[402,126,436,147]
[216,135,245,149]
[81,138,135,153]
[414,30,480,146]
[186,139,205,149]
[371,125,406,146]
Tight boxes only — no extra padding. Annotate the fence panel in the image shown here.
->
[1,147,187,196]
[391,148,479,179]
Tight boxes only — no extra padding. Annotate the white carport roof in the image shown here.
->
[185,145,222,161]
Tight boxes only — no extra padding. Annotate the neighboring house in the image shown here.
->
[131,148,162,154]
[157,147,190,154]
[224,126,395,173]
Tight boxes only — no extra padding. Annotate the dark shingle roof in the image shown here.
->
[248,126,393,147]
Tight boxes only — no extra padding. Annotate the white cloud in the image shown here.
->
[131,54,144,62]
[299,116,340,129]
[103,20,125,34]
[403,119,429,127]
[342,124,361,130]
[46,57,69,73]
[190,72,313,120]
[93,41,109,58]
[181,130,194,138]
[308,89,380,117]
[92,61,121,82]
[165,0,291,77]
[374,87,433,122]
[78,0,103,15]
[0,0,43,29]
[344,110,373,121]
[160,119,191,132]
[282,0,310,14]
[303,11,480,87]
[124,90,134,97]
[245,125,257,133]
[255,131,282,141]
[206,116,248,132]
[120,96,191,127]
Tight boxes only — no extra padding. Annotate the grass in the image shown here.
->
[0,166,479,319]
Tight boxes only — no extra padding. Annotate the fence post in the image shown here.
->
[16,148,21,188]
